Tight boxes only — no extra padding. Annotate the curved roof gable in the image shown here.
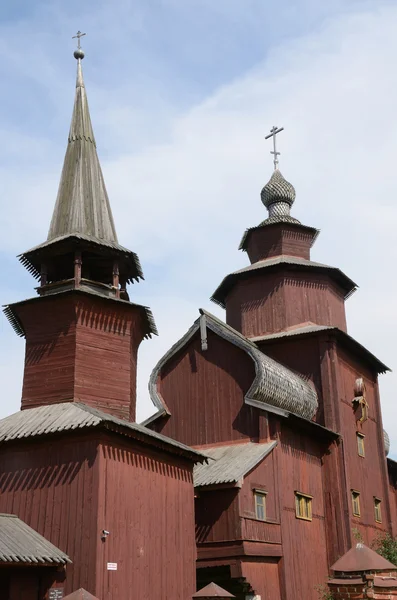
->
[145,309,318,426]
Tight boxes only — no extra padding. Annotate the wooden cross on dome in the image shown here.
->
[265,125,284,170]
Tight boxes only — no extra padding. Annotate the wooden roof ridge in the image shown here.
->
[0,402,207,464]
[331,543,396,573]
[143,308,319,427]
[0,513,71,566]
[47,55,118,245]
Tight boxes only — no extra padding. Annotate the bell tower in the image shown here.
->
[4,36,156,421]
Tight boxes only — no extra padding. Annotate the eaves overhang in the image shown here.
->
[211,255,358,309]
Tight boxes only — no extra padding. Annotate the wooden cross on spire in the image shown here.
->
[72,30,86,49]
[265,125,284,170]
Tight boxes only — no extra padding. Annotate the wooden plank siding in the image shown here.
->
[240,559,282,600]
[154,330,258,446]
[15,294,146,421]
[278,424,329,600]
[0,434,99,595]
[96,434,197,600]
[335,349,391,545]
[245,225,314,263]
[225,270,347,338]
[0,431,197,600]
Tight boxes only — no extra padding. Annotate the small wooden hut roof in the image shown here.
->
[63,589,99,600]
[193,582,235,598]
[331,543,396,573]
[0,514,71,565]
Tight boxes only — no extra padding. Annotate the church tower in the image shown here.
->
[211,128,356,340]
[4,38,156,422]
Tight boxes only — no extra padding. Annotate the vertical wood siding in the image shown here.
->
[96,435,196,600]
[336,350,390,545]
[195,489,240,544]
[16,294,145,421]
[225,271,347,338]
[155,330,258,446]
[0,435,99,595]
[278,425,329,600]
[245,225,315,263]
[240,559,281,600]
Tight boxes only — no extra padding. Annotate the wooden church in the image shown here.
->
[1,40,397,600]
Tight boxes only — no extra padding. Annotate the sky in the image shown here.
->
[0,0,396,458]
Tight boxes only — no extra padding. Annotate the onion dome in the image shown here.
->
[261,169,297,220]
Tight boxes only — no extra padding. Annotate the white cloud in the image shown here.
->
[1,2,397,458]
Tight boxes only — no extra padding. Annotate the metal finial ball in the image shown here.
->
[74,48,85,60]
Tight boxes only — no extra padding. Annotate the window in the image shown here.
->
[352,491,361,517]
[357,433,365,457]
[254,490,267,521]
[295,492,312,521]
[374,498,382,523]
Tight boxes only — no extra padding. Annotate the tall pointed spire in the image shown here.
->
[47,41,118,243]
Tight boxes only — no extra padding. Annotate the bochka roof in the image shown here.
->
[145,309,319,425]
[211,255,357,308]
[193,441,277,487]
[331,543,396,573]
[0,403,207,464]
[0,513,71,565]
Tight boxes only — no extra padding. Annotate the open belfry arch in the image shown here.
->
[0,33,396,600]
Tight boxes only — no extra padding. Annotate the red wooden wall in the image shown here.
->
[225,271,347,338]
[278,424,329,599]
[95,434,197,600]
[154,329,258,446]
[0,434,99,594]
[15,293,146,421]
[0,431,197,600]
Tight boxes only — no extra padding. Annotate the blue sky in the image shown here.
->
[1,0,397,458]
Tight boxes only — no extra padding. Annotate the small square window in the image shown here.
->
[254,490,266,521]
[374,498,382,523]
[357,433,365,457]
[295,492,312,521]
[352,491,361,517]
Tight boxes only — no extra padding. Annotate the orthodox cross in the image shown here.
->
[265,125,284,170]
[72,30,86,49]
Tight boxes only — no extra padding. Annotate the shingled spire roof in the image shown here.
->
[47,52,118,243]
[18,44,143,285]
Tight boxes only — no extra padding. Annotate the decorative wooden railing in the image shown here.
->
[240,517,282,544]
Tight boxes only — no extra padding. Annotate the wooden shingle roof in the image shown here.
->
[0,514,71,565]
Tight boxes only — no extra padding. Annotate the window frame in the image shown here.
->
[253,489,267,521]
[351,490,361,517]
[374,497,382,523]
[356,432,365,458]
[295,491,313,521]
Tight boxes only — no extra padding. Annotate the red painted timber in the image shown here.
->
[14,293,146,421]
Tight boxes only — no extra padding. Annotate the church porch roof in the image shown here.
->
[0,403,207,464]
[193,441,277,488]
[0,514,71,566]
